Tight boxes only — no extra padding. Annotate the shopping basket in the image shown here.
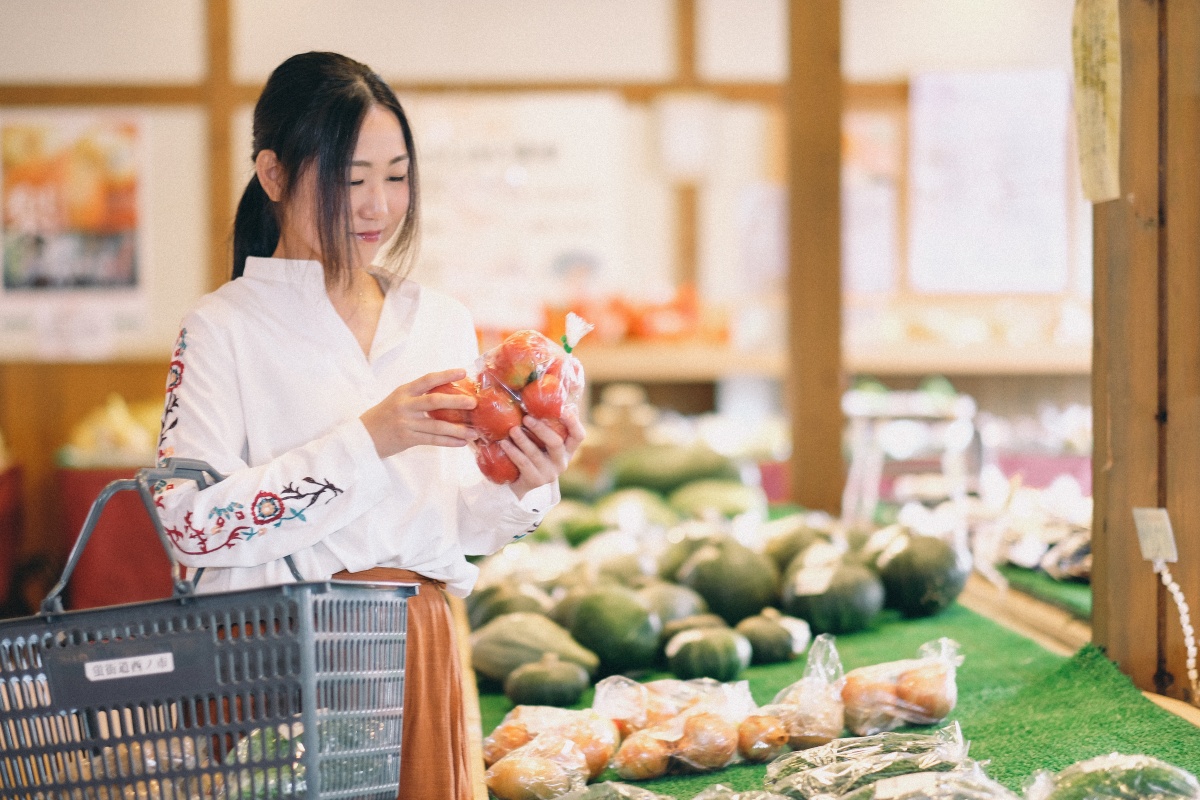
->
[0,459,417,800]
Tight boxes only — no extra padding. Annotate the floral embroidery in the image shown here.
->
[251,492,284,525]
[157,328,188,463]
[161,476,344,556]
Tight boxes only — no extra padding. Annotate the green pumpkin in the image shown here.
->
[466,581,553,630]
[665,627,752,682]
[503,653,590,707]
[763,521,829,573]
[676,537,780,625]
[659,613,729,645]
[470,612,599,684]
[667,479,768,520]
[877,533,970,618]
[780,561,884,635]
[636,581,709,626]
[568,585,661,674]
[539,499,607,546]
[735,608,812,664]
[609,443,740,495]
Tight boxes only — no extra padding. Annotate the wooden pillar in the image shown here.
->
[205,0,234,290]
[786,0,844,512]
[1093,0,1200,704]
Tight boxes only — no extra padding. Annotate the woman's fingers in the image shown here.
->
[403,368,468,396]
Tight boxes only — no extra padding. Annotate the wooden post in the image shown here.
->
[787,0,844,512]
[1093,0,1200,704]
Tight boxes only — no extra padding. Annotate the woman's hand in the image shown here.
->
[502,408,587,500]
[361,369,477,459]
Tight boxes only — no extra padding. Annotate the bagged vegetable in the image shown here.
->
[769,633,846,749]
[763,722,970,799]
[593,676,753,738]
[485,731,591,800]
[836,761,1020,799]
[841,638,963,736]
[1024,753,1200,800]
[692,786,792,800]
[484,706,622,780]
[428,314,593,484]
[559,782,679,800]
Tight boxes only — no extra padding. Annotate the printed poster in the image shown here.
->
[0,113,147,359]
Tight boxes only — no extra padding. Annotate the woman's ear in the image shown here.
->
[255,150,285,202]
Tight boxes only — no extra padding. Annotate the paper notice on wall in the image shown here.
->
[1072,0,1121,202]
[908,70,1072,294]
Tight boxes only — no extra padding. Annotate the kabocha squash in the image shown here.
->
[609,442,740,495]
[594,487,680,529]
[676,538,780,625]
[659,613,729,646]
[568,585,661,674]
[540,498,607,546]
[637,581,709,627]
[503,654,590,707]
[735,608,811,665]
[763,522,829,573]
[664,627,752,682]
[667,479,768,520]
[656,531,721,581]
[781,561,884,635]
[467,581,554,629]
[876,533,970,618]
[471,612,600,684]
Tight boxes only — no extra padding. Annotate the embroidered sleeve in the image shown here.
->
[154,313,390,569]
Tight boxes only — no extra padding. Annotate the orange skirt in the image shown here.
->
[332,567,472,800]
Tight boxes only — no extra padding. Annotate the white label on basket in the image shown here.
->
[872,772,939,798]
[84,652,175,682]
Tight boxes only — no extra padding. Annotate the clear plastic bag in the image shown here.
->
[559,781,679,800]
[763,722,970,799]
[484,706,622,780]
[428,314,592,484]
[1024,753,1200,800]
[592,676,755,738]
[841,638,963,736]
[769,633,846,749]
[692,785,793,800]
[836,761,1020,799]
[485,731,592,800]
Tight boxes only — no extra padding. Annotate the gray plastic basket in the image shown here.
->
[0,460,417,800]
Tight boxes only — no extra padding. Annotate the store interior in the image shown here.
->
[0,2,1198,800]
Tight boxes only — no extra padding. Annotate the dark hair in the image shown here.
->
[232,52,420,287]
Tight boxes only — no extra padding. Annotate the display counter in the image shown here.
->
[473,603,1200,798]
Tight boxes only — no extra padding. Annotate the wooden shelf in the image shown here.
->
[574,341,1091,383]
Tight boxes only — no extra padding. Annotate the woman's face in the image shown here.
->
[274,104,411,270]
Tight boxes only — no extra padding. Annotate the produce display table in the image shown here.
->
[57,466,174,610]
[476,603,1200,797]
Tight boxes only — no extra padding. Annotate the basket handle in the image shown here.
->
[40,458,227,613]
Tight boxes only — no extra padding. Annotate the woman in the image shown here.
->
[154,51,583,800]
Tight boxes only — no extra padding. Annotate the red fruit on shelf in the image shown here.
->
[472,383,523,442]
[488,330,554,390]
[521,374,566,421]
[476,440,520,484]
[425,378,477,424]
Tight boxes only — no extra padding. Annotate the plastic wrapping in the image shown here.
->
[71,736,221,800]
[1024,753,1200,800]
[598,678,757,780]
[692,785,792,800]
[769,633,846,749]
[836,761,1020,799]
[218,723,306,800]
[484,706,622,780]
[841,638,963,736]
[763,722,970,799]
[559,781,678,799]
[485,731,592,800]
[429,315,592,484]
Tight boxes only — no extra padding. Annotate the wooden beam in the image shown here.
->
[1091,0,1168,695]
[1162,0,1200,705]
[786,0,844,512]
[0,86,205,105]
[205,0,234,291]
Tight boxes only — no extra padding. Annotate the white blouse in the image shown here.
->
[153,256,556,597]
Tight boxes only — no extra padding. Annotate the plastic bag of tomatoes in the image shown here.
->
[429,313,593,485]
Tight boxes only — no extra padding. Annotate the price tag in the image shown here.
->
[1132,507,1178,562]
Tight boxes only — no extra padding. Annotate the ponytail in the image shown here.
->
[231,174,279,280]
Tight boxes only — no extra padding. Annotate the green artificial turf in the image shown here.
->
[477,603,1094,797]
[997,564,1093,621]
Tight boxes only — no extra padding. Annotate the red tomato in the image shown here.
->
[476,440,519,484]
[488,330,554,390]
[425,378,477,424]
[472,383,523,442]
[544,354,585,401]
[521,374,565,421]
[526,417,569,450]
